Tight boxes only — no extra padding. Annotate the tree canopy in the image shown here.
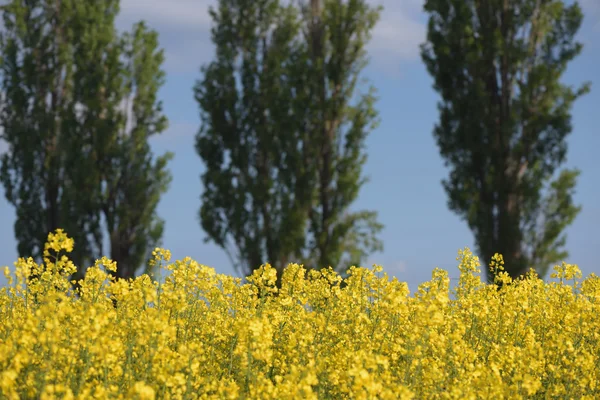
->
[420,0,590,281]
[195,0,383,283]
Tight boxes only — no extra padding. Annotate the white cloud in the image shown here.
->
[369,0,426,65]
[116,0,599,71]
[116,0,215,73]
[117,0,426,75]
[118,0,213,30]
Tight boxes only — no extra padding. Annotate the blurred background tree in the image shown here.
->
[99,21,173,281]
[0,0,172,286]
[194,0,383,285]
[421,0,590,283]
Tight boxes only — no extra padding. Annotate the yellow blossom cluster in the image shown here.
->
[0,229,599,399]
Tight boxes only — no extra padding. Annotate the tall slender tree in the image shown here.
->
[299,0,383,274]
[195,0,383,283]
[59,0,125,282]
[99,22,173,280]
[0,1,172,284]
[195,0,311,281]
[0,0,118,275]
[420,0,590,282]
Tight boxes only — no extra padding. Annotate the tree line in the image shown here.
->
[0,0,591,288]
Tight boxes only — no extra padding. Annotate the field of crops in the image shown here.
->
[0,229,598,399]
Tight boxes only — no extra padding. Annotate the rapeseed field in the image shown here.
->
[0,229,598,399]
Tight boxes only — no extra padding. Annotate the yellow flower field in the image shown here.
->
[0,229,598,399]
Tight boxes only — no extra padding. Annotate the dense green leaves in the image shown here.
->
[420,0,590,281]
[195,0,383,282]
[3,0,591,291]
[99,21,173,280]
[0,1,172,283]
[298,0,383,276]
[0,0,121,276]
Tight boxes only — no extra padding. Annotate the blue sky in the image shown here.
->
[1,0,598,292]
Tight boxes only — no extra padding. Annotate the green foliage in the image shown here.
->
[0,0,172,283]
[298,0,383,275]
[420,0,590,282]
[0,0,121,275]
[195,0,383,282]
[99,21,173,280]
[195,0,305,280]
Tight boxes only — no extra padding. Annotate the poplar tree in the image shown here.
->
[0,1,172,284]
[195,0,310,280]
[0,0,118,275]
[299,0,383,274]
[99,22,173,280]
[195,0,383,283]
[420,0,590,281]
